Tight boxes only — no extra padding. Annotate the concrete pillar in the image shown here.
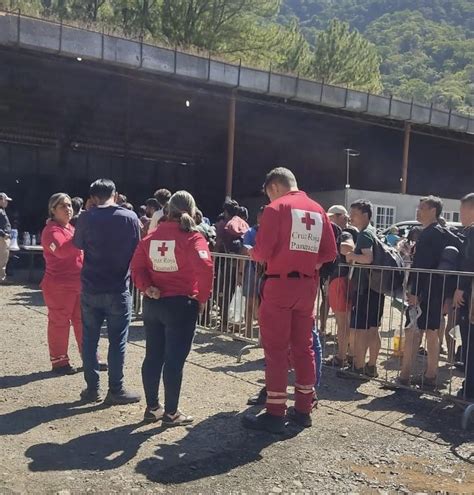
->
[225,91,236,200]
[401,122,411,194]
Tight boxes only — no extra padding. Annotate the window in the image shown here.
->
[374,205,396,230]
[444,211,460,223]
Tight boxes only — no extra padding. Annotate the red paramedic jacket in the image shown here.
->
[250,190,337,276]
[41,221,83,290]
[131,221,214,304]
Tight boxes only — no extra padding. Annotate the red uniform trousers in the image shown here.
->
[259,277,317,416]
[41,280,82,368]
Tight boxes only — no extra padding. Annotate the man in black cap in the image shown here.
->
[0,192,12,283]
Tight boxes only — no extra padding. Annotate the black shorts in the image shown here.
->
[406,291,444,331]
[351,289,385,330]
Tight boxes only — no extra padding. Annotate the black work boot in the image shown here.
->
[247,386,267,406]
[104,388,141,405]
[80,388,103,403]
[242,411,287,434]
[52,364,78,375]
[287,406,312,428]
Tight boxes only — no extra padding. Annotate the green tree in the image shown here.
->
[281,1,473,113]
[311,19,382,92]
[271,17,313,76]
[109,0,161,37]
[365,10,473,112]
[159,0,281,52]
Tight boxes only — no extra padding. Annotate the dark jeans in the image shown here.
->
[142,296,199,413]
[460,303,474,399]
[81,290,132,393]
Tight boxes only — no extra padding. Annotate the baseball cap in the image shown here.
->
[0,193,12,201]
[327,205,348,216]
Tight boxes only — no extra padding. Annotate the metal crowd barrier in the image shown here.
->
[131,253,474,428]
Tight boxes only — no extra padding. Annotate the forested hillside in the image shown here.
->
[281,0,474,113]
[2,1,472,114]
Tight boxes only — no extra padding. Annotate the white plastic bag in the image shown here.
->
[449,325,462,341]
[228,285,246,324]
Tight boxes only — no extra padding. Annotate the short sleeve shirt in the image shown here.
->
[355,225,377,256]
[352,225,377,290]
[243,226,258,248]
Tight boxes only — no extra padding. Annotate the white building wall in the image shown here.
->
[239,188,461,227]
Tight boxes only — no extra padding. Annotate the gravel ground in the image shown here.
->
[1,281,473,494]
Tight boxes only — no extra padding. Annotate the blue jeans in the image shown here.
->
[312,327,322,389]
[142,296,198,413]
[81,290,132,393]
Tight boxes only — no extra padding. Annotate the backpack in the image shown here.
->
[369,237,405,296]
[319,222,342,282]
[439,226,464,270]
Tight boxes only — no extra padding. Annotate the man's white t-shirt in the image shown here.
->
[148,208,164,234]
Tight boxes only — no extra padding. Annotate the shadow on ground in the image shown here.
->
[0,370,55,390]
[25,410,305,482]
[7,288,44,307]
[0,400,104,436]
[357,389,474,447]
[136,410,305,484]
[26,421,158,472]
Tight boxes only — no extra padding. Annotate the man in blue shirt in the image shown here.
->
[74,179,141,404]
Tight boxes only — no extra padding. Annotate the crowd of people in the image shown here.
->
[317,197,474,398]
[0,168,473,432]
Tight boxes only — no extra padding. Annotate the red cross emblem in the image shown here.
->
[301,212,315,231]
[157,242,168,257]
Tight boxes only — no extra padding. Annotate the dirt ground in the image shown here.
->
[1,280,473,494]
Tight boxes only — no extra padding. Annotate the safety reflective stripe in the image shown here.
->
[295,383,314,395]
[51,355,68,363]
[295,383,313,390]
[267,391,287,398]
[266,398,287,405]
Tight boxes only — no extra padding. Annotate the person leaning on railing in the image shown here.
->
[343,200,384,380]
[400,196,459,389]
[131,190,214,427]
[453,193,474,401]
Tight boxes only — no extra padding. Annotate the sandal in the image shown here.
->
[162,410,194,427]
[144,405,164,423]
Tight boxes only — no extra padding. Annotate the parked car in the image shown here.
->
[381,220,463,238]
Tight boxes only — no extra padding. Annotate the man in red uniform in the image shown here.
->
[242,167,337,433]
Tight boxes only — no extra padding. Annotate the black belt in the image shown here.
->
[265,271,312,279]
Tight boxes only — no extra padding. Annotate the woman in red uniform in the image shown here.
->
[131,191,213,426]
[41,193,83,374]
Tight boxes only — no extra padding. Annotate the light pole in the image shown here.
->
[343,148,360,209]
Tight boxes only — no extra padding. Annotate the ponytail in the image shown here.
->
[179,212,197,233]
[168,190,198,232]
